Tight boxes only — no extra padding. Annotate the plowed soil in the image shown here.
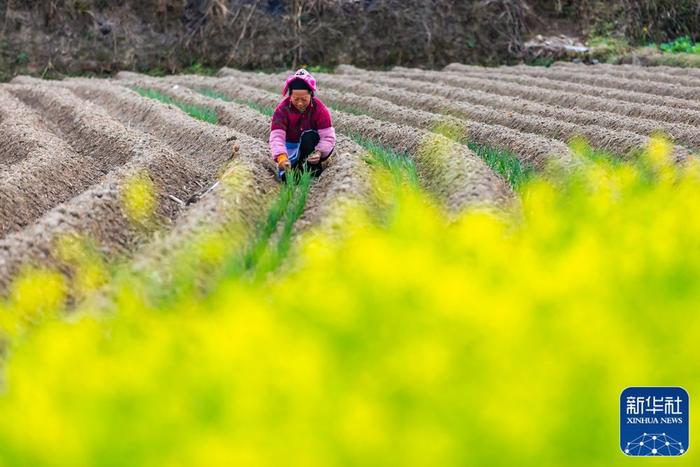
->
[1,62,697,290]
[443,64,700,110]
[431,65,700,125]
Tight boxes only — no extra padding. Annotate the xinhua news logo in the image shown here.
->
[620,387,689,456]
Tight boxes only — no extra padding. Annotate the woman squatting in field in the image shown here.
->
[269,69,336,180]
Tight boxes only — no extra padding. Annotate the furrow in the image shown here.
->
[112,72,373,233]
[0,89,54,169]
[46,77,247,177]
[441,63,700,115]
[0,77,272,292]
[401,66,700,126]
[378,68,700,151]
[0,88,103,237]
[443,63,700,102]
[551,62,700,88]
[208,70,574,169]
[179,73,514,212]
[314,72,692,162]
[608,63,700,79]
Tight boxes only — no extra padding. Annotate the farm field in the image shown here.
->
[0,63,699,465]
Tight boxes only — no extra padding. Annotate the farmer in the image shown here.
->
[269,68,336,180]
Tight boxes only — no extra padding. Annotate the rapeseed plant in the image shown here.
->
[55,234,109,300]
[120,171,157,229]
[0,135,697,466]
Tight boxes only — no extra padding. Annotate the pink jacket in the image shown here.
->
[269,69,336,162]
[268,96,336,162]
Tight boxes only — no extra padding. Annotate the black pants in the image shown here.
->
[291,130,334,177]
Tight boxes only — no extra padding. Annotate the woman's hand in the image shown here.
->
[276,154,291,171]
[307,150,322,164]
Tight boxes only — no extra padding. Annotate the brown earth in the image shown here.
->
[214,69,576,169]
[0,90,59,168]
[175,71,514,212]
[551,62,700,88]
[611,61,700,78]
[377,69,700,152]
[0,73,377,292]
[219,68,576,169]
[0,88,104,237]
[111,72,373,234]
[0,77,269,292]
[2,61,698,292]
[490,66,700,102]
[330,71,691,162]
[0,131,215,291]
[443,64,700,115]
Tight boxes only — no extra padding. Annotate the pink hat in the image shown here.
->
[282,68,317,96]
